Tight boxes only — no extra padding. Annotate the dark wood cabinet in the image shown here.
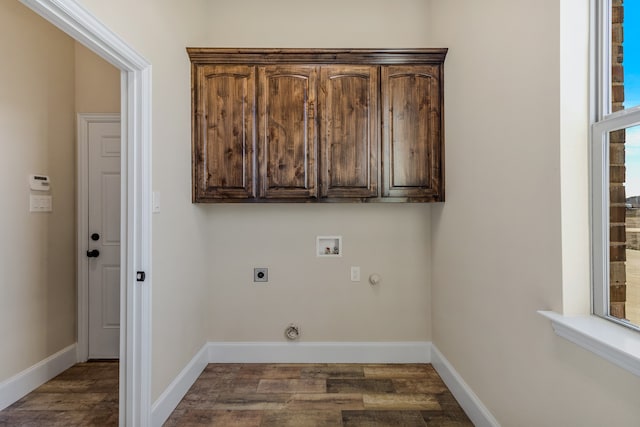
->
[258,65,318,199]
[320,65,379,198]
[382,65,443,201]
[188,49,447,203]
[192,65,256,201]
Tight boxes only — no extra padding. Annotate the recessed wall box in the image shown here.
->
[317,236,342,257]
[29,175,51,191]
[254,267,268,282]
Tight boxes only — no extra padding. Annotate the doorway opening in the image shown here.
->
[18,0,153,425]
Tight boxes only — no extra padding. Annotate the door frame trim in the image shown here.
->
[76,113,121,362]
[19,1,153,425]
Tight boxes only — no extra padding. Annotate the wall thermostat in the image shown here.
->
[29,175,51,191]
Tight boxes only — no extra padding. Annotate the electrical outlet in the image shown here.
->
[254,267,268,282]
[351,266,360,282]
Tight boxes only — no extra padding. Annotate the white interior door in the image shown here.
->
[87,119,121,359]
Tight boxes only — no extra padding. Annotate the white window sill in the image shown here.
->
[538,310,640,377]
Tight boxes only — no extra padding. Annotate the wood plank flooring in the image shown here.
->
[0,362,473,426]
[0,361,119,426]
[166,363,472,426]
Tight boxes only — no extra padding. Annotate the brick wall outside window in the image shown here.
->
[610,0,626,319]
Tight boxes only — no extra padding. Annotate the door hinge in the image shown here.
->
[136,271,146,282]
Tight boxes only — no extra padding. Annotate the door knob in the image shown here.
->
[91,233,100,241]
[86,249,100,258]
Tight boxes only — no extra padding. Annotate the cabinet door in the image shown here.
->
[381,65,443,201]
[258,65,318,199]
[319,66,379,198]
[193,65,256,201]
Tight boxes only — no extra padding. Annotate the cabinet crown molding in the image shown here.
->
[186,48,448,65]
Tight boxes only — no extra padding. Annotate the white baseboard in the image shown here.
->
[151,345,209,427]
[208,341,432,364]
[431,344,501,427]
[0,344,77,411]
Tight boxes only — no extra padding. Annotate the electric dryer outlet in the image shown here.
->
[254,268,268,282]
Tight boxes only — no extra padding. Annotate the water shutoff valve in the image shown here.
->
[285,324,300,341]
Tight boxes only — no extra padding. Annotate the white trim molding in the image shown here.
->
[18,1,153,425]
[151,341,501,427]
[208,341,431,364]
[431,345,501,427]
[0,344,77,411]
[539,311,640,377]
[151,345,209,427]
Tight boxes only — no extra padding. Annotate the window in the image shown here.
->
[592,0,640,330]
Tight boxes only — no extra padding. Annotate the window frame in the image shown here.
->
[591,0,640,331]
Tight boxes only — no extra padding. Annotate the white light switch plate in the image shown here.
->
[30,195,52,212]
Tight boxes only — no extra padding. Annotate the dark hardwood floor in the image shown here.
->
[0,361,119,426]
[0,362,473,426]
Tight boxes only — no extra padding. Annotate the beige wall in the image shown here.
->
[207,204,431,342]
[0,0,76,381]
[429,0,640,425]
[207,0,430,48]
[74,43,120,113]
